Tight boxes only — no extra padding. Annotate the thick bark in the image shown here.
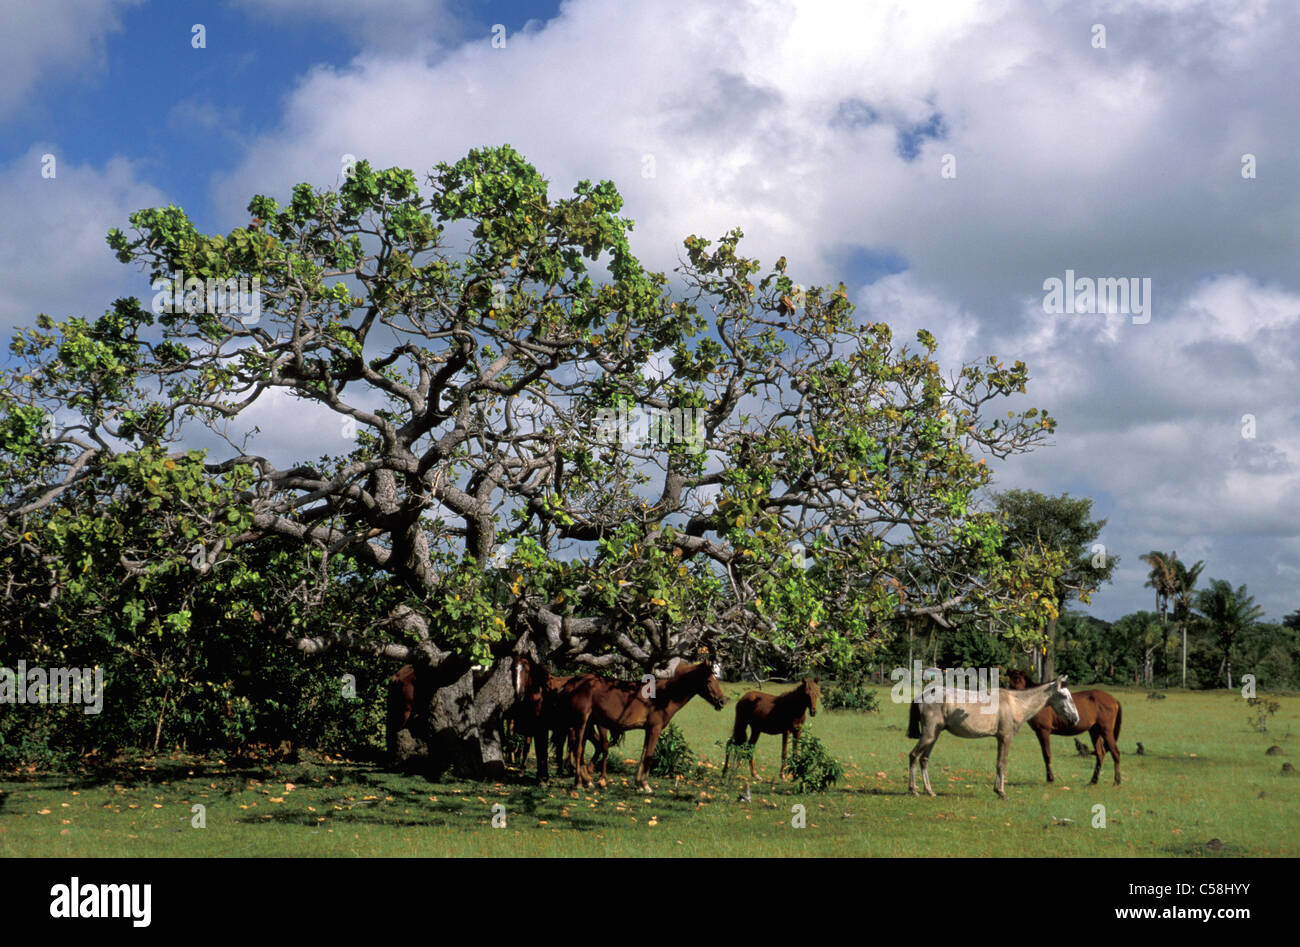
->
[392,656,518,780]
[1042,612,1059,680]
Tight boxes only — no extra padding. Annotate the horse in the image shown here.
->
[510,655,612,783]
[1004,669,1123,785]
[722,678,820,780]
[386,664,418,760]
[567,661,727,792]
[907,675,1079,799]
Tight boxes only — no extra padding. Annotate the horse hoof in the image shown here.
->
[909,789,919,797]
[996,792,1008,800]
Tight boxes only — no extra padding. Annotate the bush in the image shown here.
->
[785,734,842,793]
[649,723,694,777]
[820,682,880,712]
[1247,697,1281,733]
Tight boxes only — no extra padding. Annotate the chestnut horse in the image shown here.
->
[511,655,612,782]
[386,664,418,759]
[723,678,820,780]
[1005,669,1123,785]
[567,661,727,792]
[386,660,609,779]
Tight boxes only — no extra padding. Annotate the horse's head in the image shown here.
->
[1004,669,1031,690]
[1049,675,1080,726]
[512,655,532,698]
[803,678,820,716]
[687,661,727,710]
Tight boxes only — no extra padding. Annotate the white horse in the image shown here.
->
[907,675,1079,799]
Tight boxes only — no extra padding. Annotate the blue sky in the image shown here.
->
[4,0,1299,624]
[2,1,564,225]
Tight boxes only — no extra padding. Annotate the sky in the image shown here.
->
[2,0,1298,623]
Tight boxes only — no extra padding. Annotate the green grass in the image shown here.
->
[2,683,1297,856]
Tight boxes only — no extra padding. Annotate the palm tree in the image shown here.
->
[1140,551,1176,623]
[1195,580,1265,689]
[1141,551,1176,684]
[1141,550,1205,688]
[1171,555,1205,688]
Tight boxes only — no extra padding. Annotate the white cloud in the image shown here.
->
[0,145,165,332]
[0,0,139,120]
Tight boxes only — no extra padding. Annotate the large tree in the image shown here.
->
[1,146,1065,777]
[993,490,1117,679]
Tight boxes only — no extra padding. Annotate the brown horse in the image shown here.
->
[722,678,820,780]
[511,655,611,783]
[386,664,418,759]
[386,659,608,779]
[1005,669,1123,785]
[567,661,727,792]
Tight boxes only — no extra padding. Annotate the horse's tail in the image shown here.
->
[1113,700,1123,741]
[907,700,922,739]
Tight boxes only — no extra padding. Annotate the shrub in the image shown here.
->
[785,735,842,793]
[820,682,880,712]
[649,723,694,777]
[717,738,754,776]
[1247,697,1281,733]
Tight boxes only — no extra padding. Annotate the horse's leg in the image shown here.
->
[555,729,569,775]
[780,731,789,780]
[748,731,760,780]
[597,727,609,789]
[1032,724,1053,782]
[994,733,1011,799]
[908,738,920,796]
[910,722,940,797]
[636,725,662,793]
[1090,725,1105,785]
[920,730,938,797]
[1102,721,1122,786]
[572,711,591,789]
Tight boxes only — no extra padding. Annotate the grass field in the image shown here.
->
[2,683,1297,857]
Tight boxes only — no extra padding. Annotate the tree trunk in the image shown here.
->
[1181,623,1187,689]
[392,657,517,780]
[1043,612,1059,680]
